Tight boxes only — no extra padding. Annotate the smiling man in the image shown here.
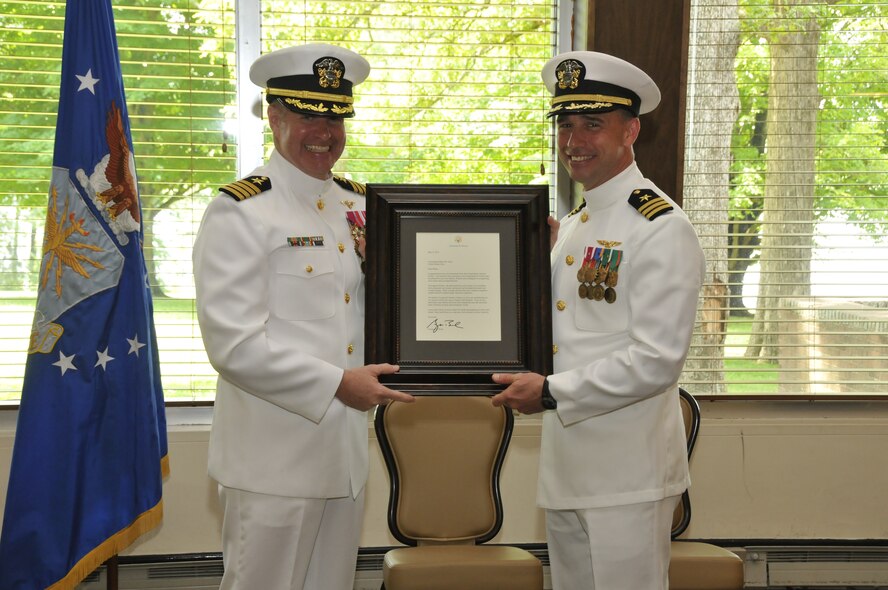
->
[492,52,705,589]
[192,44,413,590]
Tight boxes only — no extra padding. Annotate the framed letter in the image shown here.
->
[365,184,553,393]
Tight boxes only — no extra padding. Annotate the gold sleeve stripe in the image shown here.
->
[638,199,673,219]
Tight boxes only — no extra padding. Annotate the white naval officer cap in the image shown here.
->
[542,51,660,118]
[249,43,370,118]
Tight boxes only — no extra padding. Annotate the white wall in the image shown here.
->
[1,400,887,556]
[686,400,888,540]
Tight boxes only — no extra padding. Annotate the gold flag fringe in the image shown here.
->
[45,453,169,590]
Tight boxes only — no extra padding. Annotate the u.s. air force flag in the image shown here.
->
[0,0,168,587]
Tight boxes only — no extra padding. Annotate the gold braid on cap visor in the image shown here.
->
[550,93,634,110]
[267,87,355,115]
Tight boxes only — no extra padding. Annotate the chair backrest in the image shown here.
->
[374,395,513,546]
[672,387,701,538]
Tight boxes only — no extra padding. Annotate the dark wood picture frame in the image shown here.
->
[365,184,553,394]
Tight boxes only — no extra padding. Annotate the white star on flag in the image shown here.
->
[53,351,77,376]
[75,69,100,94]
[95,347,115,370]
[127,334,146,357]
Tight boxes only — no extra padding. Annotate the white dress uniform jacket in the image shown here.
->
[541,163,705,510]
[193,149,367,499]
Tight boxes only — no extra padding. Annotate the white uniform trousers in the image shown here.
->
[218,485,365,590]
[546,495,681,590]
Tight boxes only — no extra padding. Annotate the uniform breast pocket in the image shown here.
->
[574,287,630,333]
[269,248,336,321]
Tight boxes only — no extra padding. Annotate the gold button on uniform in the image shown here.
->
[305,265,313,273]
[338,242,345,253]
[316,198,325,210]
[581,211,589,223]
[556,300,566,311]
[566,255,575,266]
[347,344,354,354]
[553,345,558,355]
[344,292,351,304]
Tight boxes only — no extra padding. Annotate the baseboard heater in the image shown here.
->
[744,545,888,588]
[76,545,888,589]
[78,557,224,590]
[75,546,549,590]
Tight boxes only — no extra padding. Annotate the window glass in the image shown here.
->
[683,0,887,396]
[0,0,557,403]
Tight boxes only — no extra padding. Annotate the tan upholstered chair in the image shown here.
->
[670,388,745,590]
[374,395,543,590]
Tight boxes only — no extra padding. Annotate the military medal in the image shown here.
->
[577,261,591,298]
[603,249,622,303]
[345,210,366,244]
[578,247,598,299]
[590,247,604,282]
[345,210,367,271]
[576,248,591,299]
[579,245,624,303]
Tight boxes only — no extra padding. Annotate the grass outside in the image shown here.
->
[2,299,779,402]
[723,318,779,395]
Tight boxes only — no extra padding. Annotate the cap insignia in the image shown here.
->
[556,59,584,90]
[219,175,272,201]
[628,188,673,221]
[314,57,344,89]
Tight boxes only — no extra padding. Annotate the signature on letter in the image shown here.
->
[426,318,464,333]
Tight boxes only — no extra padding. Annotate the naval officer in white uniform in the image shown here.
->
[193,43,413,590]
[492,51,705,589]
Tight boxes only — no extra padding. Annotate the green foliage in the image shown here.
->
[0,0,556,401]
[731,0,888,256]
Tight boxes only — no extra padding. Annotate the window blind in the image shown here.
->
[682,0,887,396]
[259,0,557,185]
[0,0,557,404]
[0,0,236,403]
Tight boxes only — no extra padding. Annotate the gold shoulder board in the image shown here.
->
[628,188,673,221]
[219,176,272,201]
[333,175,366,196]
[567,201,587,217]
